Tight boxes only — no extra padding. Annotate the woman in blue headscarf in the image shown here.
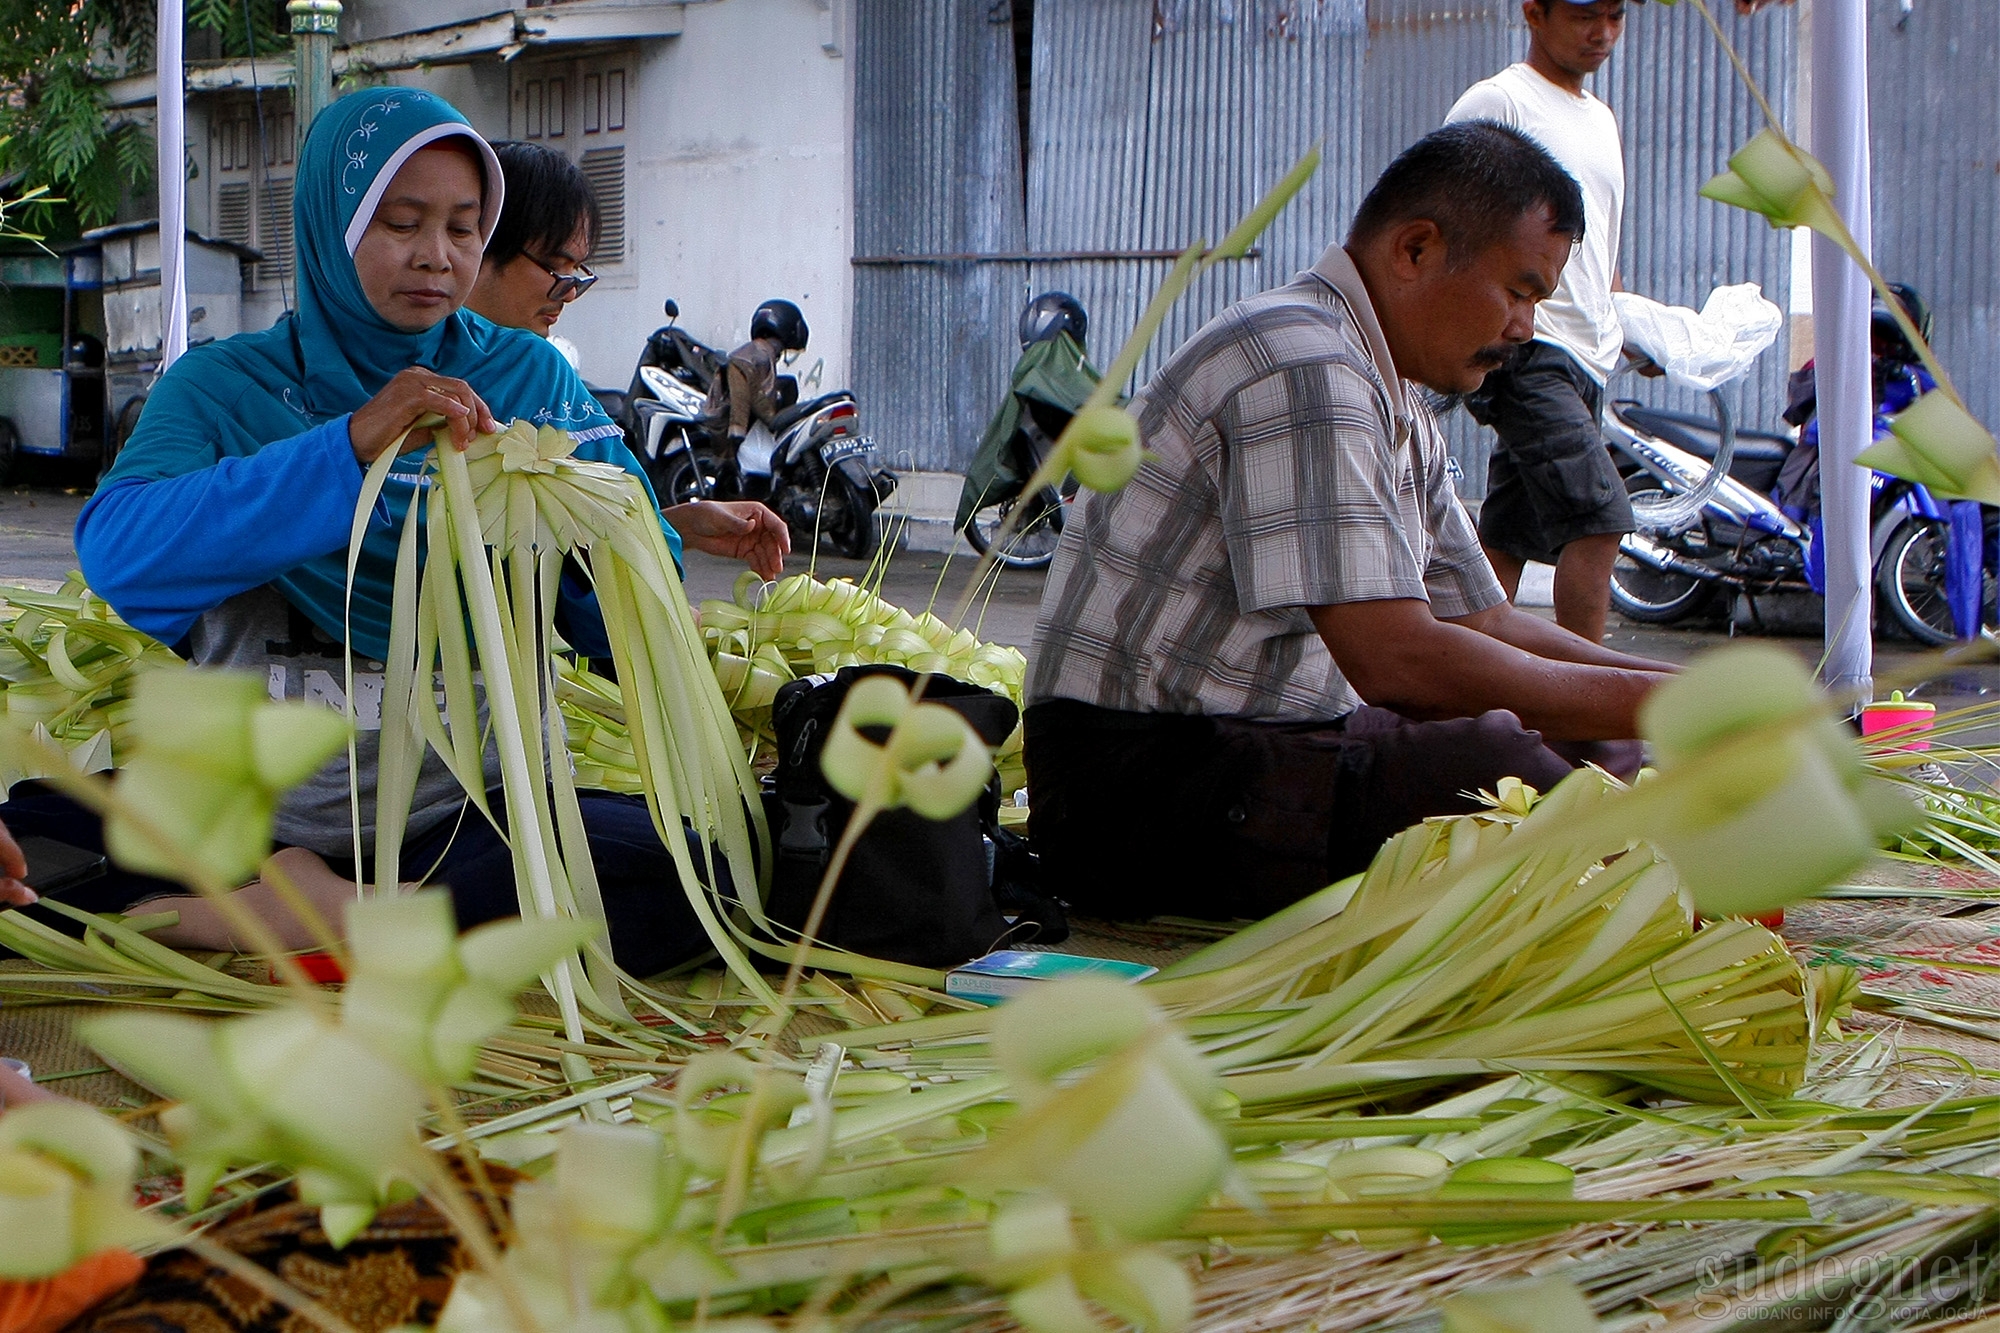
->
[6,88,712,974]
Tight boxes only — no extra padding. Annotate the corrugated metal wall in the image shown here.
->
[854,0,1798,482]
[1358,0,1523,486]
[851,0,1026,475]
[1867,0,1999,437]
[1024,0,1368,396]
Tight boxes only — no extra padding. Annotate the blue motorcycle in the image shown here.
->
[1603,364,1986,644]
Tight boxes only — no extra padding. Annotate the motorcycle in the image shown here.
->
[617,299,896,559]
[1603,372,1988,644]
[956,322,1103,571]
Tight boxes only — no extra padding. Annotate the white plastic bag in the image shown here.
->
[1612,282,1784,393]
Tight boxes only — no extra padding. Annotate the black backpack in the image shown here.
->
[761,665,1065,968]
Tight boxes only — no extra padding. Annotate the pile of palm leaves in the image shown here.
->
[0,576,182,796]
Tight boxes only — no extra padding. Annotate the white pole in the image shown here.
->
[156,0,189,370]
[1812,0,1872,704]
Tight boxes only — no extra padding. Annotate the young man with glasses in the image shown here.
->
[468,140,600,337]
[469,140,790,580]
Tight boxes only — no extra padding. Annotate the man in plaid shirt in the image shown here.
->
[1025,122,1675,921]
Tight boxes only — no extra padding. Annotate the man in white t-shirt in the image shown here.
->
[1446,0,1642,643]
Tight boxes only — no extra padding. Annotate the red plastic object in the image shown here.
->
[276,952,346,984]
[1694,908,1784,930]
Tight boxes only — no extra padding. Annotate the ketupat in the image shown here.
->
[0,1101,171,1279]
[0,575,184,799]
[34,640,1984,1333]
[693,571,1029,793]
[355,417,778,1027]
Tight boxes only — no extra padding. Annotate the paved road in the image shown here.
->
[0,485,88,587]
[6,482,1993,711]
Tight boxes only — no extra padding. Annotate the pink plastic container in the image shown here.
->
[1860,690,1936,751]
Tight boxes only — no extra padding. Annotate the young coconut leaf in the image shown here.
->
[100,669,349,888]
[81,1007,429,1246]
[966,978,1230,1240]
[341,890,598,1085]
[1683,2,2000,505]
[820,674,993,821]
[1637,643,1916,917]
[0,1101,173,1279]
[1855,389,2000,507]
[1439,1275,1599,1333]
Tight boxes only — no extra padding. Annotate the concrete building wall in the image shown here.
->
[542,0,856,395]
[341,0,516,45]
[183,0,855,396]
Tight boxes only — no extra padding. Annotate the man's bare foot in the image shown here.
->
[137,848,394,953]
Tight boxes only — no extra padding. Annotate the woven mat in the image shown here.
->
[0,997,155,1109]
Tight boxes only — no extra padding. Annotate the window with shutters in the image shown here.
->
[215,181,253,250]
[257,177,295,287]
[511,52,631,267]
[209,94,296,296]
[579,146,625,264]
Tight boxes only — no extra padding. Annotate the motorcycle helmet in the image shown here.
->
[1871,282,1932,366]
[750,299,810,352]
[1019,291,1088,351]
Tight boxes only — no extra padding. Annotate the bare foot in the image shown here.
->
[138,848,378,953]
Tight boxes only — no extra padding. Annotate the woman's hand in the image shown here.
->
[663,501,791,581]
[348,367,500,464]
[0,818,34,908]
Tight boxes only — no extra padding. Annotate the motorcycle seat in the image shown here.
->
[768,390,855,434]
[1614,402,1793,464]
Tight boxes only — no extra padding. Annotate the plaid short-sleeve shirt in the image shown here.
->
[1027,244,1505,721]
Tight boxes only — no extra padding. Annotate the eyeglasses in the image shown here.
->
[525,252,598,301]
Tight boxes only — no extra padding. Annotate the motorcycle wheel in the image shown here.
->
[963,480,1075,570]
[1608,484,1716,624]
[652,448,726,505]
[1877,515,1994,645]
[791,465,880,560]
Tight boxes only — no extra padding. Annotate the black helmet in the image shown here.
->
[1871,282,1932,365]
[750,299,809,352]
[1019,291,1088,351]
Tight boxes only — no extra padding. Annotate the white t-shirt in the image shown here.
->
[1445,62,1625,383]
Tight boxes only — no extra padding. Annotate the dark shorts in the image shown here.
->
[1467,341,1633,565]
[0,783,716,978]
[1023,699,1639,922]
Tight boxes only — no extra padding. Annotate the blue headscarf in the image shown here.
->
[106,87,653,658]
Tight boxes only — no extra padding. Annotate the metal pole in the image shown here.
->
[288,0,342,161]
[1813,0,1874,705]
[157,0,188,370]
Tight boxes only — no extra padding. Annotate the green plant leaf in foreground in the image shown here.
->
[1855,388,2000,506]
[0,1101,173,1279]
[1638,643,1916,917]
[1058,403,1145,494]
[81,1007,428,1246]
[1698,129,1843,236]
[820,673,993,821]
[102,669,350,888]
[1439,1275,1599,1333]
[969,978,1230,1240]
[342,890,597,1085]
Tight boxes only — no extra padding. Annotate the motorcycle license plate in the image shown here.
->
[820,436,874,467]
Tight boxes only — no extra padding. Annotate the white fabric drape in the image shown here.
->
[156,0,189,369]
[1812,0,1874,704]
